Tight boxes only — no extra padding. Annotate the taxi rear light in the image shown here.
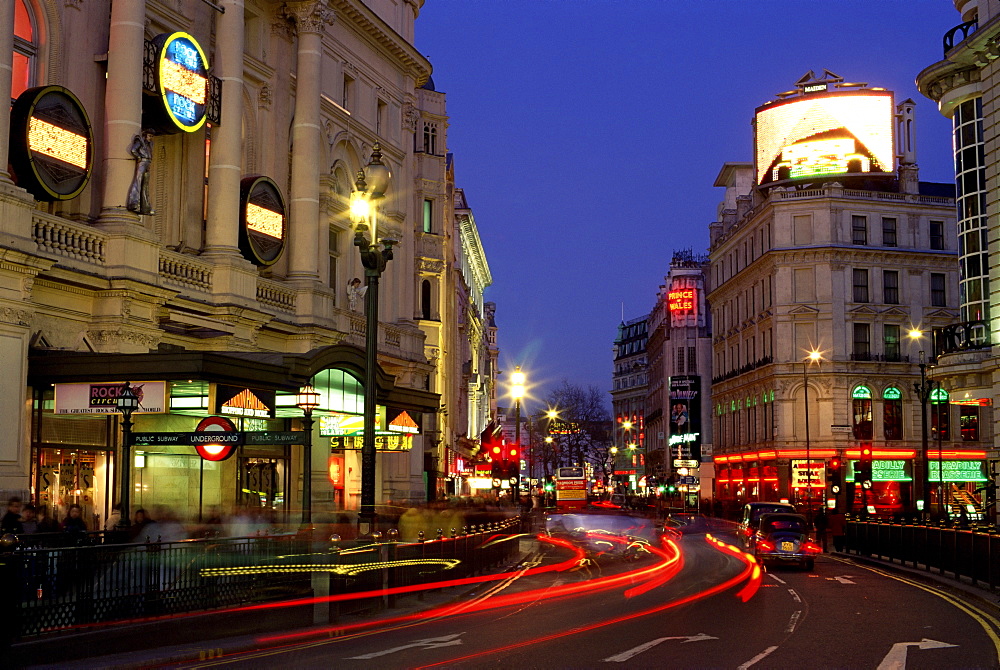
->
[756,539,775,552]
[802,541,823,554]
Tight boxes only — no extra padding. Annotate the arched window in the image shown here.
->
[930,388,950,441]
[851,385,873,440]
[883,387,902,440]
[12,0,37,101]
[420,279,431,320]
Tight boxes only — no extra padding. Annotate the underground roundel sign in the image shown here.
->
[194,415,239,461]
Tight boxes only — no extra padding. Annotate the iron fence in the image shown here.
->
[845,520,1000,591]
[6,516,524,639]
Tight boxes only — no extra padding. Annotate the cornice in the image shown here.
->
[330,0,432,86]
[917,14,1000,101]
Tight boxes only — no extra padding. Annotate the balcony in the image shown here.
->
[944,19,978,54]
[711,355,773,384]
[933,320,991,357]
[848,352,911,363]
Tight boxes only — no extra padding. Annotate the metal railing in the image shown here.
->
[845,519,1000,591]
[5,516,525,639]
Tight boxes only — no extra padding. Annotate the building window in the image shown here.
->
[853,323,870,358]
[882,217,897,247]
[883,270,899,304]
[852,215,868,245]
[342,74,354,110]
[930,220,945,250]
[328,229,339,294]
[931,273,947,306]
[12,0,36,101]
[884,324,900,361]
[675,348,684,374]
[376,99,386,136]
[960,405,979,441]
[422,199,433,233]
[883,387,902,440]
[422,124,437,154]
[852,386,873,440]
[421,279,432,320]
[687,346,697,374]
[853,269,869,303]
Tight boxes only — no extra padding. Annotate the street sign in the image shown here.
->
[680,475,698,485]
[674,459,698,468]
[194,416,238,461]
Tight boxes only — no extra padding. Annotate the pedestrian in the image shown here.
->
[130,508,152,541]
[61,504,87,534]
[20,504,38,534]
[828,510,847,552]
[34,506,58,533]
[813,508,828,551]
[1,497,23,535]
[104,504,123,531]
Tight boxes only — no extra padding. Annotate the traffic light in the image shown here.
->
[858,445,873,489]
[828,458,842,495]
[506,445,521,479]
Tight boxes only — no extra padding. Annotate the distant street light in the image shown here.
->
[511,366,525,500]
[296,383,321,525]
[114,382,140,530]
[803,350,822,527]
[913,347,933,521]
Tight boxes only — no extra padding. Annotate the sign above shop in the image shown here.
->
[329,433,412,452]
[239,176,286,266]
[214,384,275,418]
[148,32,209,133]
[55,381,166,414]
[9,86,93,201]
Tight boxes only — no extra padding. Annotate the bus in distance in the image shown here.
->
[555,466,587,511]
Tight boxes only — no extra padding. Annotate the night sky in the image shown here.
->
[415,0,960,410]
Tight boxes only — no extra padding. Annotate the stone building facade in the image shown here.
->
[0,0,488,527]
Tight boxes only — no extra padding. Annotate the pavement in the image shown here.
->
[14,535,540,669]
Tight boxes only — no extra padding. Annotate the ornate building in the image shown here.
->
[611,315,648,491]
[708,72,966,518]
[917,0,1000,522]
[0,0,487,526]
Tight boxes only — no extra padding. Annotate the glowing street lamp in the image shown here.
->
[803,350,822,526]
[296,383,321,525]
[114,382,140,530]
[511,366,526,500]
[353,143,394,537]
[910,328,932,521]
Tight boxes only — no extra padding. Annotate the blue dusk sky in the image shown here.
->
[415,0,960,410]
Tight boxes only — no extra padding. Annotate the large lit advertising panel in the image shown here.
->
[668,376,701,460]
[755,90,894,185]
[9,86,93,201]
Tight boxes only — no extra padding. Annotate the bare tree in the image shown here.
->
[542,380,612,477]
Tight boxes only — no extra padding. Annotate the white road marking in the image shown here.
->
[788,588,801,602]
[875,639,957,670]
[768,574,787,585]
[738,645,778,669]
[828,575,857,584]
[603,634,716,662]
[785,610,802,633]
[346,633,464,659]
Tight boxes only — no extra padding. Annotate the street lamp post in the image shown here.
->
[935,381,947,520]
[296,383,321,526]
[913,350,933,521]
[802,351,822,527]
[114,382,140,530]
[511,366,525,501]
[352,143,394,537]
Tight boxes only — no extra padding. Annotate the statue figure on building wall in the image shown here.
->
[126,130,155,215]
[347,277,367,312]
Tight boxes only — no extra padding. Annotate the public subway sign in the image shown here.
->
[54,382,167,414]
[150,32,209,133]
[239,176,286,266]
[9,86,93,201]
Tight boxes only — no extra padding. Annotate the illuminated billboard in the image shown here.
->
[239,176,286,266]
[146,32,209,133]
[755,90,894,185]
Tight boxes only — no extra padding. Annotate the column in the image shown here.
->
[0,0,16,182]
[204,0,245,255]
[99,0,146,220]
[285,1,332,281]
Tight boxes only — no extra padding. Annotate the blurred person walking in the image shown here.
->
[61,504,87,534]
[1,497,23,535]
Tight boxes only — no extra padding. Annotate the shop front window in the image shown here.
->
[931,388,950,441]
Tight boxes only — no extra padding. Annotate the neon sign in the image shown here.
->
[153,32,209,133]
[239,176,286,266]
[668,288,696,312]
[9,85,93,201]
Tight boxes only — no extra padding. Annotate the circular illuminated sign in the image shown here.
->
[9,86,93,201]
[239,176,286,266]
[194,415,238,461]
[151,32,209,133]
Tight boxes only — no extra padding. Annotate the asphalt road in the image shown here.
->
[151,528,1000,669]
